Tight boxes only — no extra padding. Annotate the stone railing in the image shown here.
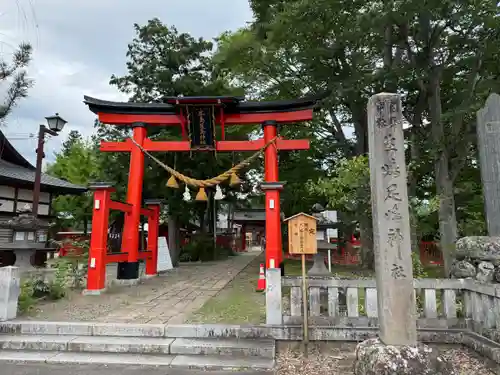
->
[265,269,500,340]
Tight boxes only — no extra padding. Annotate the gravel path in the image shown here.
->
[20,253,259,323]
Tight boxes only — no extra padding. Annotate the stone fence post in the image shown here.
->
[0,266,21,321]
[265,268,283,325]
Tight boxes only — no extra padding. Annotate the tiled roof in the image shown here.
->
[0,160,86,193]
[0,130,86,194]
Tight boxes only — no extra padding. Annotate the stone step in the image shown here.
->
[0,321,275,339]
[0,350,274,371]
[170,338,275,359]
[0,335,274,359]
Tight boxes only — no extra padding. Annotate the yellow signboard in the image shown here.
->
[285,213,318,255]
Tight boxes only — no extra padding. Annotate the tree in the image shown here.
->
[309,156,373,267]
[0,42,33,123]
[47,137,99,234]
[102,19,259,263]
[61,130,83,157]
[215,0,500,273]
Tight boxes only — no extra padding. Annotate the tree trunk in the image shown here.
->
[408,131,420,253]
[435,154,458,276]
[83,217,89,235]
[359,216,374,269]
[428,68,458,276]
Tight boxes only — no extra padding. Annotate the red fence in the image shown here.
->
[419,241,443,266]
[285,240,444,266]
[58,230,444,267]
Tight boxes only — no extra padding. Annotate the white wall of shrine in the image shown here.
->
[0,186,51,216]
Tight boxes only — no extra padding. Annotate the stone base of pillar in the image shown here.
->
[82,288,107,296]
[117,262,140,280]
[353,338,456,375]
[307,253,331,276]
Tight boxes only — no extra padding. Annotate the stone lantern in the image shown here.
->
[0,211,51,270]
[307,204,339,276]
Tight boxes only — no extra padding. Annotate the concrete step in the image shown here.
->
[0,335,274,359]
[0,335,275,359]
[170,338,275,359]
[0,350,274,371]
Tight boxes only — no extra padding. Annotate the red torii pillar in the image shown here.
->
[261,121,284,271]
[117,124,147,280]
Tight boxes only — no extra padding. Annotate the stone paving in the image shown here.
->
[22,252,259,323]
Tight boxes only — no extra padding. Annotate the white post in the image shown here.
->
[0,266,21,321]
[328,249,332,272]
[265,268,283,325]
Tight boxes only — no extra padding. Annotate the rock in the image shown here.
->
[353,338,457,375]
[455,236,500,266]
[450,260,476,279]
[494,267,500,283]
[476,261,495,283]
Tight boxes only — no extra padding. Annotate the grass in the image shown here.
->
[187,255,266,324]
[187,256,446,323]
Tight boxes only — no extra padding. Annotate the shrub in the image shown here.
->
[48,238,89,290]
[179,235,237,262]
[18,279,36,314]
[412,251,428,278]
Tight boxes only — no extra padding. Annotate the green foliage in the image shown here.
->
[104,18,255,233]
[0,42,33,123]
[215,0,500,260]
[48,239,90,290]
[309,155,370,220]
[46,135,98,232]
[17,279,36,314]
[411,251,428,279]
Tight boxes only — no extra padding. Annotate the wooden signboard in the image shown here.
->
[285,213,318,255]
[284,212,318,357]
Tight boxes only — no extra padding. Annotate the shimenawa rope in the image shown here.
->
[129,136,278,188]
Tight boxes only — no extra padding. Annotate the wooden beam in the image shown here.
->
[216,140,264,151]
[142,139,191,151]
[101,138,309,153]
[98,109,313,126]
[98,112,181,125]
[108,200,132,213]
[216,138,310,152]
[100,139,191,152]
[140,208,154,217]
[100,139,133,152]
[276,138,310,150]
[222,109,313,125]
[105,253,128,263]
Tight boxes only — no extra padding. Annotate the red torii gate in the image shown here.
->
[83,94,324,293]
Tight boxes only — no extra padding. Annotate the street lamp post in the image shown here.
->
[32,113,67,217]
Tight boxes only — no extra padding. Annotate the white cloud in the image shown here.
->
[0,0,253,164]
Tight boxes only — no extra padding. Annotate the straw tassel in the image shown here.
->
[229,172,241,187]
[166,175,179,188]
[195,187,208,201]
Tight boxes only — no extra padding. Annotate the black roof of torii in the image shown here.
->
[83,92,329,115]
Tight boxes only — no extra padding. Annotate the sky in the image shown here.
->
[0,0,253,165]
